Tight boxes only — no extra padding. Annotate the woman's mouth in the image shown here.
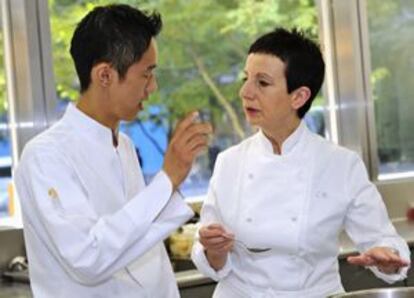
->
[244,106,260,117]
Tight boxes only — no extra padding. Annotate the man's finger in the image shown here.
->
[173,111,199,138]
[179,123,212,145]
[187,135,209,151]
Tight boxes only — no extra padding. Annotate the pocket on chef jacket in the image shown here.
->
[305,187,349,252]
[310,187,348,224]
[125,242,175,297]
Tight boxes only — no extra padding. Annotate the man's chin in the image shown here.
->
[123,112,139,122]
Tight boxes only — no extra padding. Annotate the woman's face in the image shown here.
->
[239,53,299,133]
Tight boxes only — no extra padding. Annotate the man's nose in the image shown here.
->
[146,76,158,95]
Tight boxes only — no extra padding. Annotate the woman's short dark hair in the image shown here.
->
[248,28,325,119]
[70,4,162,93]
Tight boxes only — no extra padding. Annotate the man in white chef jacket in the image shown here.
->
[14,4,212,298]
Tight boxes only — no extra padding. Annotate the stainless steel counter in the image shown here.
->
[0,281,31,298]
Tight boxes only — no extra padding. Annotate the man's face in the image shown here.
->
[108,38,158,122]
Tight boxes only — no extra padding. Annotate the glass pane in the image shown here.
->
[0,8,14,219]
[49,0,324,197]
[366,0,414,179]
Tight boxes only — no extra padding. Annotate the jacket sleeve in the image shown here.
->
[14,146,193,285]
[191,156,233,281]
[344,153,410,283]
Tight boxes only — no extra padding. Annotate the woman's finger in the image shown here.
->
[347,254,375,266]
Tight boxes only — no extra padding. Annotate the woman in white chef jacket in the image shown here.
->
[191,28,410,298]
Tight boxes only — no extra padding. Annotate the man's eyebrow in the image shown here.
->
[146,64,157,71]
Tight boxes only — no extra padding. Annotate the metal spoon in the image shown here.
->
[195,234,271,254]
[223,234,271,254]
[200,204,272,254]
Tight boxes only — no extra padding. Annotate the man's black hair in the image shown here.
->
[70,4,162,92]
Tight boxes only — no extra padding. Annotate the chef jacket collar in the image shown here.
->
[63,103,118,147]
[258,120,307,156]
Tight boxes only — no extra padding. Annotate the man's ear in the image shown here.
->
[291,86,311,110]
[91,63,115,88]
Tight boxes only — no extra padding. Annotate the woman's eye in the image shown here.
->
[258,80,270,87]
[241,77,247,82]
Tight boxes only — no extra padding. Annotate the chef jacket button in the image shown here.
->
[321,192,327,198]
[246,217,252,223]
[248,173,254,180]
[291,216,297,222]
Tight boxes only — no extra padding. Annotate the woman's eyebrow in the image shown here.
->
[256,72,273,80]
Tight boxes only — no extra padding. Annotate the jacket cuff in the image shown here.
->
[367,243,410,283]
[124,171,173,227]
[191,241,232,281]
[369,266,408,284]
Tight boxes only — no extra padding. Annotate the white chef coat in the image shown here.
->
[192,121,410,298]
[14,104,194,298]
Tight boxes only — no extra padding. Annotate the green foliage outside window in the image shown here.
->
[47,0,319,141]
[367,0,414,163]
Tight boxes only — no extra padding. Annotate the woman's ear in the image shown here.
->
[91,63,114,88]
[291,86,311,110]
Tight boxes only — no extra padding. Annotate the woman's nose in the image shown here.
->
[239,81,254,101]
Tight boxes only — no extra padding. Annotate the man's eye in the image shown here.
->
[241,77,247,82]
[144,73,154,80]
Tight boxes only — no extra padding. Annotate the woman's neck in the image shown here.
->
[262,118,301,155]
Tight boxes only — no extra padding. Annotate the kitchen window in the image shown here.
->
[0,2,14,221]
[366,0,414,180]
[48,0,329,199]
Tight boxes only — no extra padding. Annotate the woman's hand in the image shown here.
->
[347,247,410,274]
[198,223,234,271]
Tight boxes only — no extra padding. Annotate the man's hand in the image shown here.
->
[163,111,212,190]
[198,223,234,271]
[347,247,410,274]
